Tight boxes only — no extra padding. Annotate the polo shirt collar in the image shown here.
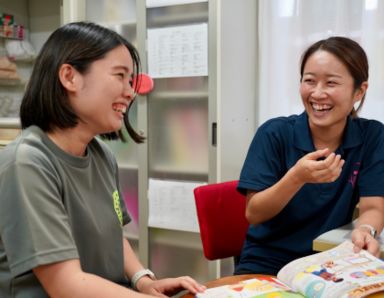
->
[342,116,363,149]
[293,112,363,152]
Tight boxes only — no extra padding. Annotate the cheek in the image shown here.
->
[299,84,309,98]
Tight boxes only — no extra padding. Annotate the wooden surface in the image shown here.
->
[179,274,266,298]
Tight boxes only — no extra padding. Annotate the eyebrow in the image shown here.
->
[112,65,132,74]
[303,72,343,78]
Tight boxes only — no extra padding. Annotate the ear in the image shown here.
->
[58,63,79,92]
[354,81,368,103]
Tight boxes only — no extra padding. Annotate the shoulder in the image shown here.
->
[258,114,300,133]
[0,126,52,169]
[353,118,384,139]
[255,115,301,143]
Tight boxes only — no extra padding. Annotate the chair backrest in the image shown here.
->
[194,180,249,260]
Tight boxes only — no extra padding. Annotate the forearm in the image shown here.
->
[123,237,145,280]
[356,196,384,234]
[33,259,153,298]
[246,166,304,225]
[61,271,151,298]
[122,237,155,292]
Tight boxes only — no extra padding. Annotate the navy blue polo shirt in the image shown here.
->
[236,112,384,275]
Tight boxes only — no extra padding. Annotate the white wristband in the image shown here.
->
[131,269,156,290]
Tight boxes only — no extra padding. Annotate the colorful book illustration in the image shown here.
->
[197,241,384,298]
[196,276,303,298]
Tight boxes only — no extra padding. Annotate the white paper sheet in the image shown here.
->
[146,0,207,8]
[147,23,208,78]
[148,179,205,232]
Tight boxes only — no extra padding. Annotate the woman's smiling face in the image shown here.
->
[300,50,364,131]
[70,45,135,136]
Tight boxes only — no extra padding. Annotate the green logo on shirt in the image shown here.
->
[113,190,123,226]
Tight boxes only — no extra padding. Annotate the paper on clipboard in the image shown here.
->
[148,179,205,232]
[147,23,208,78]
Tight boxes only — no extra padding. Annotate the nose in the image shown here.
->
[311,83,327,99]
[123,83,135,100]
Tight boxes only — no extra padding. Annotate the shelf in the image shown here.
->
[0,78,24,86]
[98,20,136,27]
[149,227,203,250]
[151,163,207,176]
[0,118,20,128]
[150,91,208,100]
[117,163,138,170]
[12,57,35,63]
[0,33,23,40]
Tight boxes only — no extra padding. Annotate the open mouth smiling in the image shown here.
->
[311,103,333,112]
[112,103,127,114]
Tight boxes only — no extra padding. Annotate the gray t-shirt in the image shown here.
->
[0,126,131,297]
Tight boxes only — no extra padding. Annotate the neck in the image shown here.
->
[311,121,346,152]
[47,127,92,157]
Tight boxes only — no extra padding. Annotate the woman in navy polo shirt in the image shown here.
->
[236,36,384,275]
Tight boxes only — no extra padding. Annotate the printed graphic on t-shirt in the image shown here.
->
[113,190,123,226]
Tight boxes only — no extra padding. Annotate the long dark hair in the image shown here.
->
[20,21,144,143]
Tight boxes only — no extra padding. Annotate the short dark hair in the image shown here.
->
[20,21,144,143]
[300,36,369,118]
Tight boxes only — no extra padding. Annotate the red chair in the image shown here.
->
[194,180,249,260]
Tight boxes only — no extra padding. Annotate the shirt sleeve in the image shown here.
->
[0,146,78,277]
[238,121,287,195]
[358,121,384,196]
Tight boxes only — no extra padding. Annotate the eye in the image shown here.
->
[116,73,125,79]
[303,78,315,84]
[327,81,338,86]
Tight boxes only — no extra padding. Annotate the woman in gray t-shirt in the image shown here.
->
[0,22,205,298]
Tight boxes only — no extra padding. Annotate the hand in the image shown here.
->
[292,148,345,184]
[136,276,206,297]
[351,227,380,257]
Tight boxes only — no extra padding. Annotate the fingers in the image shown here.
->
[306,148,330,161]
[314,153,345,182]
[352,228,380,257]
[177,276,206,294]
[303,151,344,183]
[148,276,206,297]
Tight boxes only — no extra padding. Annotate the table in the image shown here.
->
[312,221,384,258]
[179,274,384,298]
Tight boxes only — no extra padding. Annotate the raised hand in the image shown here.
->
[292,148,345,184]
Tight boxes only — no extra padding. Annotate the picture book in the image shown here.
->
[196,241,384,298]
[196,275,303,298]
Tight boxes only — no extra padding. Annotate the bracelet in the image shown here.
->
[358,224,377,238]
[131,269,156,290]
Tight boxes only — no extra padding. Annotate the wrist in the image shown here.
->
[131,269,156,291]
[357,224,377,238]
[287,166,305,188]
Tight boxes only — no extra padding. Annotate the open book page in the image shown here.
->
[277,241,384,298]
[195,276,304,298]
